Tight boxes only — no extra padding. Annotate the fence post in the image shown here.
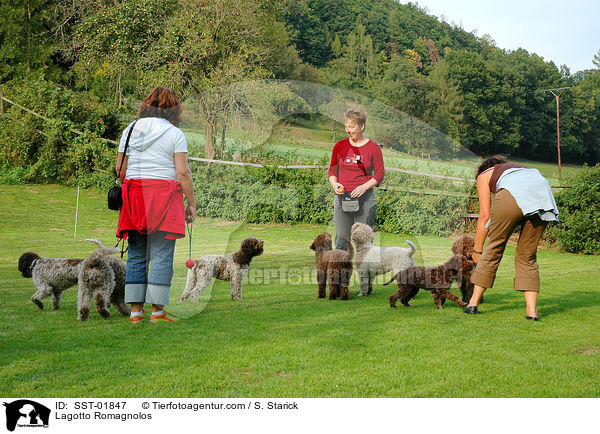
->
[0,90,4,114]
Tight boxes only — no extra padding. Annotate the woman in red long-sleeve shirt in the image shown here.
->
[328,108,385,251]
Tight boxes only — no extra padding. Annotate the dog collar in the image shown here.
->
[29,258,39,273]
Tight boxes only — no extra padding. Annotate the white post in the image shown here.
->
[74,187,80,239]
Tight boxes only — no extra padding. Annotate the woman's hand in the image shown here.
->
[331,182,345,195]
[350,179,377,198]
[472,252,481,264]
[185,203,196,223]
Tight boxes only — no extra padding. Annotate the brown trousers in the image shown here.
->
[471,189,548,292]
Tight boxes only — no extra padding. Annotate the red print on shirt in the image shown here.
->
[344,153,363,165]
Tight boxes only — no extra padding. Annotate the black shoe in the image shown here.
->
[464,306,479,314]
[525,316,540,321]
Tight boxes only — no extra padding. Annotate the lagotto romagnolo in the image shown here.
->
[181,237,264,302]
[350,223,417,296]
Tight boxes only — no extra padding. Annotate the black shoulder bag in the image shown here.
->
[108,120,138,211]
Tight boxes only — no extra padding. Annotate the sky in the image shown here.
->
[400,0,600,73]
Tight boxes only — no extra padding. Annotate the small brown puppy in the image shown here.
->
[310,233,353,300]
[386,254,473,309]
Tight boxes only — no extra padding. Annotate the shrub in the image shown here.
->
[549,164,600,254]
[190,160,471,235]
[0,76,120,186]
[376,190,467,236]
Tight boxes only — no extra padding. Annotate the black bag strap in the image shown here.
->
[116,120,138,184]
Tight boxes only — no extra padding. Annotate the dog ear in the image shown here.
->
[462,257,475,273]
[18,252,41,278]
[241,238,254,255]
[446,255,463,272]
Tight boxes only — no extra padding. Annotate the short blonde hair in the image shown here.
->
[344,108,367,127]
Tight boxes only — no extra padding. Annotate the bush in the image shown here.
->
[0,75,121,187]
[376,190,467,236]
[192,162,332,224]
[190,159,471,235]
[549,164,600,254]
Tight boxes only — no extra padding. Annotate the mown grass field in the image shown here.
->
[1,184,598,397]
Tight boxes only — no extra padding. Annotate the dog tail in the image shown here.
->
[383,274,396,286]
[87,247,120,261]
[406,240,417,256]
[341,237,354,260]
[18,252,41,278]
[85,238,106,248]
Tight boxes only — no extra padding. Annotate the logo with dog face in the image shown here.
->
[3,400,50,431]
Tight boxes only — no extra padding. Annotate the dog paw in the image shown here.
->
[32,299,44,309]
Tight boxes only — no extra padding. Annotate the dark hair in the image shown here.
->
[138,86,182,126]
[476,155,507,177]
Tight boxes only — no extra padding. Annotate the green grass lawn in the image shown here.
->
[1,184,598,397]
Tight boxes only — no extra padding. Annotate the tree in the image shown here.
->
[64,0,301,159]
[282,0,331,67]
[593,48,600,69]
[0,0,59,81]
[426,59,464,143]
[375,53,426,117]
[64,0,176,105]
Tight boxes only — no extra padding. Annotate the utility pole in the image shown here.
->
[544,87,570,178]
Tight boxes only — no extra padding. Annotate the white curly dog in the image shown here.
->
[350,223,417,296]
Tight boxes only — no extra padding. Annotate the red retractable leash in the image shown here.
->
[185,222,195,269]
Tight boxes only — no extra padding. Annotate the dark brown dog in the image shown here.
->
[310,233,353,300]
[452,234,475,258]
[451,234,476,302]
[385,254,473,309]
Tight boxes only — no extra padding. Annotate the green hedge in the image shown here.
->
[549,164,600,254]
[190,161,472,236]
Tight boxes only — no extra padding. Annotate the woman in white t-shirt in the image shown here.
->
[115,86,196,324]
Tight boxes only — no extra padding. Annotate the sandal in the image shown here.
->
[149,312,178,324]
[129,315,144,325]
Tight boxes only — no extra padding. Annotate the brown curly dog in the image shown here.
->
[310,233,353,300]
[451,234,476,302]
[385,254,474,309]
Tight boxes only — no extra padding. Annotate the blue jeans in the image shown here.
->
[125,231,176,306]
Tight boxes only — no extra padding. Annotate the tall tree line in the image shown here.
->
[1,0,599,164]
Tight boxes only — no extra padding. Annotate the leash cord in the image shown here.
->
[187,222,193,260]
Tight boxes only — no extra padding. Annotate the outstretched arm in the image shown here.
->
[473,173,491,263]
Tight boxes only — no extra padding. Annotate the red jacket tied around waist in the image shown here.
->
[117,178,185,240]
